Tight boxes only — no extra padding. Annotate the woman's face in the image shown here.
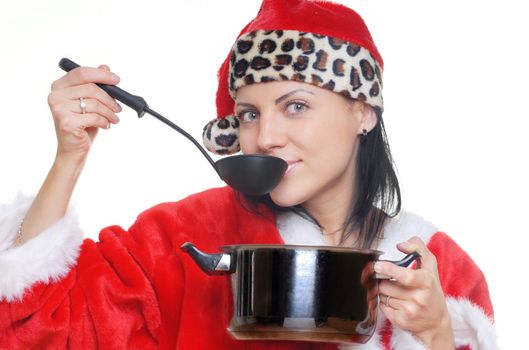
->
[235,81,374,209]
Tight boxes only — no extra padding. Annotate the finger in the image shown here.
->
[374,261,420,287]
[379,293,430,329]
[395,236,426,257]
[57,84,122,113]
[397,237,437,273]
[361,262,375,285]
[94,64,123,111]
[379,298,404,327]
[68,98,120,123]
[378,280,410,300]
[378,294,403,310]
[95,65,123,111]
[51,66,120,90]
[75,114,112,130]
[58,113,111,137]
[98,64,111,72]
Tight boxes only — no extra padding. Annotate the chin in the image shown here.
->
[268,182,308,208]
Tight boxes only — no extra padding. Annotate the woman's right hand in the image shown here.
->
[47,64,122,163]
[12,65,123,246]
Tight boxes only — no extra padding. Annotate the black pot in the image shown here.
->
[181,243,419,344]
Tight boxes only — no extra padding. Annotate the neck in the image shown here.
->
[303,184,356,247]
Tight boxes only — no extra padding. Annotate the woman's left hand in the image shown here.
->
[374,236,455,349]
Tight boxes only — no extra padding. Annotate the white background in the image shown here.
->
[1,0,527,347]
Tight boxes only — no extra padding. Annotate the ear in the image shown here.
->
[359,103,378,134]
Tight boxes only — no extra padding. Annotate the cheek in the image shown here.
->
[294,119,357,158]
[238,128,258,154]
[291,123,359,193]
[269,176,312,207]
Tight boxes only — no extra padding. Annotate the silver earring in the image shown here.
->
[362,128,368,137]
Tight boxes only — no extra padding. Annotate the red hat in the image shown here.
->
[203,0,384,155]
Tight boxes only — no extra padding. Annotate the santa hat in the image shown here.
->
[203,0,384,155]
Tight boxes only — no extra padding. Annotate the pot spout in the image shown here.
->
[180,242,234,275]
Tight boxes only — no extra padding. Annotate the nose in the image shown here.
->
[256,111,286,153]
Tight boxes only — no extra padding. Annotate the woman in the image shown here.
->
[0,0,497,349]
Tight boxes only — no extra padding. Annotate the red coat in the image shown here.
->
[0,187,497,349]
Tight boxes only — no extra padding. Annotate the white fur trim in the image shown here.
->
[389,297,500,349]
[0,197,83,302]
[277,211,439,257]
[447,297,499,349]
[390,328,427,349]
[276,211,326,245]
[378,212,438,260]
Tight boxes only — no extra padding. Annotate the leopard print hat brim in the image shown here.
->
[202,0,384,155]
[229,30,383,110]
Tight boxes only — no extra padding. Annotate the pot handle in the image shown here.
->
[180,242,235,275]
[375,251,421,280]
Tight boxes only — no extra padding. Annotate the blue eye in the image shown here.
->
[286,102,308,114]
[236,110,259,123]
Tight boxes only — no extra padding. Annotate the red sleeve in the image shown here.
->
[0,201,187,349]
[428,232,498,349]
[4,186,338,350]
[428,232,494,318]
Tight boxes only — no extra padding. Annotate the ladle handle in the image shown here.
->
[59,58,148,117]
[57,57,218,171]
[375,251,421,280]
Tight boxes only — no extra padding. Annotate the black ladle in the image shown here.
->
[59,58,287,195]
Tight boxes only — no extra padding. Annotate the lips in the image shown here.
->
[285,161,300,176]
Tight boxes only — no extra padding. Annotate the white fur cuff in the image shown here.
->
[390,328,427,350]
[448,297,499,349]
[0,197,83,302]
[390,297,499,349]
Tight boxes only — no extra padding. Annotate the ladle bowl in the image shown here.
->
[59,58,287,195]
[216,155,287,195]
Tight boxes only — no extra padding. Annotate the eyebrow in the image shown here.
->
[236,102,255,109]
[236,89,315,109]
[274,89,314,104]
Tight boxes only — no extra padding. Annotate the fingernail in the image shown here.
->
[114,102,122,112]
[112,73,120,82]
[114,114,120,123]
[107,123,111,129]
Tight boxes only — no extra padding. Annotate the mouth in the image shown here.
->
[285,161,301,176]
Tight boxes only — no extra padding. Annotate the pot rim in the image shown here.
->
[220,243,383,255]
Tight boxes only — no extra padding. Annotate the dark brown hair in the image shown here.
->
[237,110,401,248]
